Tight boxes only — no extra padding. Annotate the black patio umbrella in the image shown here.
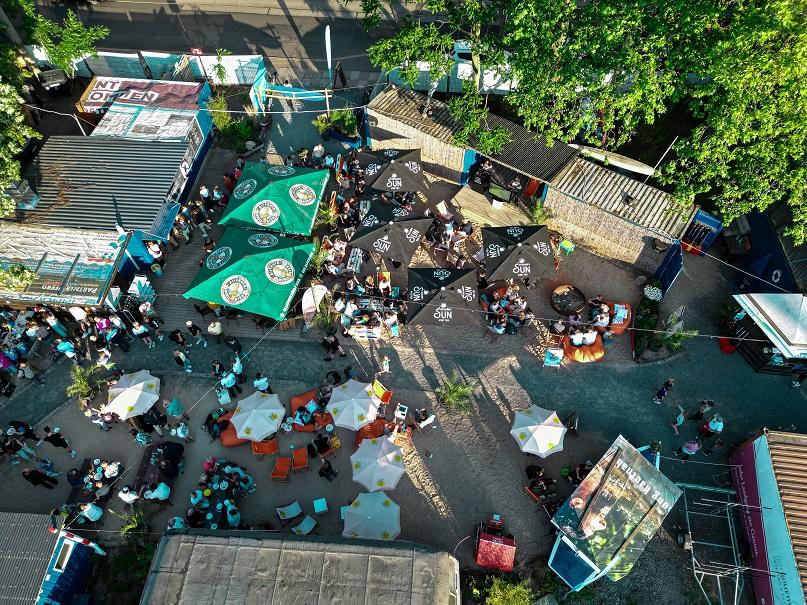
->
[406,267,479,326]
[482,225,556,281]
[356,148,427,192]
[349,200,432,265]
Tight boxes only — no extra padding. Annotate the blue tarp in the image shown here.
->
[250,65,326,114]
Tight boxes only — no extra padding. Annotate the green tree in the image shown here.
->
[34,10,109,78]
[0,82,36,216]
[662,0,807,243]
[447,81,511,155]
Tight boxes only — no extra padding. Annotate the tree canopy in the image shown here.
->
[346,0,807,243]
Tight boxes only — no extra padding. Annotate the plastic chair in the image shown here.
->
[292,447,309,472]
[543,348,564,369]
[252,438,279,459]
[270,457,291,482]
[559,240,576,255]
[275,500,303,527]
[291,515,317,535]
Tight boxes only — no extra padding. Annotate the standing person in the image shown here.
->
[8,420,39,444]
[199,185,211,206]
[43,312,68,338]
[162,398,190,423]
[232,355,246,384]
[223,335,243,357]
[207,320,223,344]
[147,242,165,267]
[669,406,688,436]
[321,333,347,361]
[211,359,225,378]
[118,486,140,508]
[220,371,242,398]
[42,426,77,458]
[376,355,391,377]
[130,428,153,447]
[253,372,273,393]
[54,338,81,364]
[169,329,191,353]
[699,414,724,439]
[318,458,338,481]
[22,468,57,489]
[691,400,715,422]
[139,301,163,325]
[142,407,169,437]
[185,321,207,348]
[145,316,164,342]
[17,361,44,384]
[131,321,155,349]
[677,438,702,461]
[793,371,807,388]
[173,349,193,373]
[653,377,674,404]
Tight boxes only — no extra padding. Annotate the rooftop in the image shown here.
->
[549,157,697,238]
[21,136,189,233]
[93,103,197,140]
[141,532,460,605]
[368,85,578,182]
[77,77,205,114]
[0,512,59,604]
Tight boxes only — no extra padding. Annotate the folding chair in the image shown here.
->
[416,414,436,437]
[291,515,317,535]
[292,447,309,472]
[275,500,303,527]
[522,486,545,508]
[251,437,279,460]
[434,200,454,222]
[270,457,291,482]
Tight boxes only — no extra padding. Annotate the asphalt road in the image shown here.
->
[35,1,395,72]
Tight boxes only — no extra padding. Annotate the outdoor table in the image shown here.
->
[202,461,241,530]
[134,442,179,493]
[551,285,586,316]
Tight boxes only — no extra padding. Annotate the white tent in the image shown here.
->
[342,492,401,540]
[510,405,567,457]
[105,370,160,419]
[351,437,406,491]
[734,293,807,359]
[326,379,381,430]
[230,392,285,441]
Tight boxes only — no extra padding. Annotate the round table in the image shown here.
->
[551,285,586,315]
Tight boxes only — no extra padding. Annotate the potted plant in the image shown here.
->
[65,364,105,407]
[435,371,475,412]
[330,107,358,138]
[311,114,332,140]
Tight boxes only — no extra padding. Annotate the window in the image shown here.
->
[53,541,74,573]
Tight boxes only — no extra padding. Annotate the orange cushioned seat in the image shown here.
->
[289,390,333,433]
[218,412,249,448]
[563,334,605,363]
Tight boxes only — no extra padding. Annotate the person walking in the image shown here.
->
[253,372,273,394]
[162,398,190,423]
[36,456,62,478]
[42,426,77,458]
[142,407,169,437]
[169,329,191,353]
[691,400,715,422]
[185,321,207,348]
[653,377,674,404]
[376,355,391,377]
[321,333,346,361]
[54,338,81,364]
[173,349,193,373]
[232,355,246,384]
[220,371,242,398]
[670,406,688,436]
[207,320,224,344]
[22,468,57,489]
[17,361,44,384]
[676,438,702,461]
[131,321,155,349]
[223,335,243,357]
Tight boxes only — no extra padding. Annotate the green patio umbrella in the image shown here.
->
[183,228,314,320]
[219,163,329,236]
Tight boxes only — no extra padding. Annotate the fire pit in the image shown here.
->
[551,285,586,316]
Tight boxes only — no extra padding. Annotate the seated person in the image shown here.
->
[313,432,331,455]
[159,458,180,479]
[490,316,507,334]
[377,276,391,298]
[413,408,429,423]
[364,275,378,296]
[550,317,566,334]
[568,462,594,486]
[143,482,172,503]
[190,489,210,509]
[528,476,555,494]
[581,328,598,346]
[345,275,365,295]
[383,311,399,330]
[352,312,371,326]
[509,295,529,314]
[588,295,609,318]
[567,314,583,326]
[294,406,314,426]
[80,502,103,522]
[592,312,610,328]
[525,464,545,481]
[486,296,503,319]
[570,328,585,347]
[226,505,241,529]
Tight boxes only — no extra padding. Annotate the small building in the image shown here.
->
[730,430,807,604]
[544,157,698,272]
[19,136,193,272]
[0,224,129,307]
[140,531,460,604]
[0,511,104,605]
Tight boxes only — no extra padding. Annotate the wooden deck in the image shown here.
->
[449,185,531,227]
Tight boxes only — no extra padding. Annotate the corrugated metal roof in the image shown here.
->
[368,85,577,182]
[550,157,696,238]
[767,431,807,600]
[22,136,189,232]
[0,512,59,603]
[142,532,459,605]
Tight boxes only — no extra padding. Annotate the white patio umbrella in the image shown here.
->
[326,379,381,430]
[510,405,567,457]
[230,392,285,441]
[351,437,406,492]
[342,492,401,540]
[104,370,160,419]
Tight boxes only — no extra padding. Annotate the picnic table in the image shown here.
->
[134,441,183,493]
[200,460,241,530]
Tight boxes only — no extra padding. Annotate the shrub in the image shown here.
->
[435,371,475,412]
[485,577,535,605]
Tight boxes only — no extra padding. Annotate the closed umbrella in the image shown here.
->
[105,370,160,419]
[230,392,285,441]
[510,405,567,457]
[351,437,405,491]
[326,379,381,430]
[342,492,401,540]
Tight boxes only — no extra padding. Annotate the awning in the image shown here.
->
[183,228,313,319]
[734,293,807,359]
[219,164,329,237]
